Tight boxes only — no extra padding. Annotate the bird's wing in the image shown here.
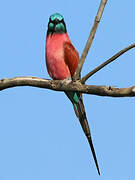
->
[64,42,79,77]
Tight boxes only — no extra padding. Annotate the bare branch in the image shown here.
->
[81,43,135,83]
[73,0,108,81]
[1,76,135,97]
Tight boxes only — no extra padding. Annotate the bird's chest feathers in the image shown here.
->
[46,34,69,61]
[46,33,71,79]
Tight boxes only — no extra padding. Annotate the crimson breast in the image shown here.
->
[46,33,71,80]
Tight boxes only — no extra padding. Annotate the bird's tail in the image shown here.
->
[65,91,100,175]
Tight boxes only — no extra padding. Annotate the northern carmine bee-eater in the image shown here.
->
[45,13,100,175]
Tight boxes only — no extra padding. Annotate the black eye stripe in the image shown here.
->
[49,18,64,24]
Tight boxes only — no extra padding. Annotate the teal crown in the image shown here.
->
[47,13,67,35]
[50,13,64,21]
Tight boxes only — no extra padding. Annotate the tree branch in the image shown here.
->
[73,0,108,81]
[1,76,135,97]
[81,43,135,83]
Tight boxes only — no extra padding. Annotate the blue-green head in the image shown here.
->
[47,13,67,35]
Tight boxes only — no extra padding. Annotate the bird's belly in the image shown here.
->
[46,54,71,80]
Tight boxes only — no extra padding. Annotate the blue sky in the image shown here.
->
[0,0,135,179]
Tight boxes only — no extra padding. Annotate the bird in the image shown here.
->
[45,13,100,175]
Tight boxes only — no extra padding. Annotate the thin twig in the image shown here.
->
[81,43,135,83]
[73,0,108,81]
[1,77,135,97]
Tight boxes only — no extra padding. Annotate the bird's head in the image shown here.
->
[47,13,67,35]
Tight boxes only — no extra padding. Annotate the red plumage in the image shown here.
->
[64,42,79,76]
[46,33,79,80]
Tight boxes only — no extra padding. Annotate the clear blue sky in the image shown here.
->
[0,0,135,179]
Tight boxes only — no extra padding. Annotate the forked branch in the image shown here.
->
[0,77,135,97]
[81,43,135,83]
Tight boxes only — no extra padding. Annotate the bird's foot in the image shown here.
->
[58,78,72,87]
